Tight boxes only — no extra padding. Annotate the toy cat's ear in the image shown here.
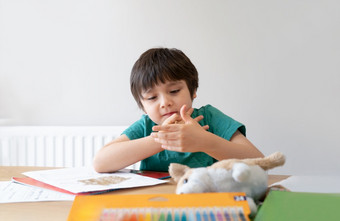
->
[169,163,190,183]
[232,162,251,182]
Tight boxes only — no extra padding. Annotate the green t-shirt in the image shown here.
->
[122,104,246,172]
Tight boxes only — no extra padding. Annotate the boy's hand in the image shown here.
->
[161,107,209,130]
[161,108,193,125]
[151,105,209,152]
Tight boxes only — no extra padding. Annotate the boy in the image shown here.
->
[93,48,263,172]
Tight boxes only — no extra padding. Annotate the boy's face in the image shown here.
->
[140,80,196,125]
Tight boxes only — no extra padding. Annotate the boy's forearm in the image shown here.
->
[201,131,264,160]
[93,136,163,173]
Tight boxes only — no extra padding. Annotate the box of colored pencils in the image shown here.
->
[67,192,251,221]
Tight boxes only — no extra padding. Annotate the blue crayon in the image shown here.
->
[202,210,209,221]
[187,209,195,221]
[195,210,202,221]
[209,210,216,221]
[180,212,187,221]
[174,209,180,221]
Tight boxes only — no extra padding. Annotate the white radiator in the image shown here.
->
[0,126,138,168]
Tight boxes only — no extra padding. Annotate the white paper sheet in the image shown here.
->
[23,167,167,194]
[0,181,74,203]
[271,175,340,193]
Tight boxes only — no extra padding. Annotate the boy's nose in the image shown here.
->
[160,95,172,108]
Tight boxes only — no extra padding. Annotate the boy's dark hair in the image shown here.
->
[130,48,199,109]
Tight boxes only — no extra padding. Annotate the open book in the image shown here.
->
[13,167,168,195]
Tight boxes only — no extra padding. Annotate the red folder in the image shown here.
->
[12,177,94,195]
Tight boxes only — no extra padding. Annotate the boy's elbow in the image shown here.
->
[93,157,109,173]
[92,156,120,173]
[93,159,103,173]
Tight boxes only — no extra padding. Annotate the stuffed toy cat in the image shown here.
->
[169,152,285,215]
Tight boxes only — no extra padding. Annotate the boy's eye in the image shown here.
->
[147,96,156,100]
[170,89,180,94]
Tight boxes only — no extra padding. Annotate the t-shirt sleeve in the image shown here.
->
[122,116,146,140]
[122,115,155,140]
[203,105,246,140]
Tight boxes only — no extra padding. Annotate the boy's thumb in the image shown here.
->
[180,105,191,123]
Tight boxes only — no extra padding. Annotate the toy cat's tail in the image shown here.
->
[246,152,286,170]
[210,152,286,171]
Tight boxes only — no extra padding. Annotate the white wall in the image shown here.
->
[1,0,339,176]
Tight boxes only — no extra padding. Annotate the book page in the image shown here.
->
[23,167,167,194]
[0,181,74,203]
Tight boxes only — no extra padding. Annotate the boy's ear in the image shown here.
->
[192,90,197,99]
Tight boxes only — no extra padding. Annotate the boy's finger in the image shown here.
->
[152,124,180,132]
[193,115,204,122]
[186,108,194,116]
[153,131,178,140]
[162,113,180,125]
[180,105,193,123]
[154,137,178,146]
[202,125,209,130]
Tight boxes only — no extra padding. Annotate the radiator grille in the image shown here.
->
[0,126,132,168]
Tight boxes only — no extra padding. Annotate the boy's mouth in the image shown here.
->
[162,111,177,117]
